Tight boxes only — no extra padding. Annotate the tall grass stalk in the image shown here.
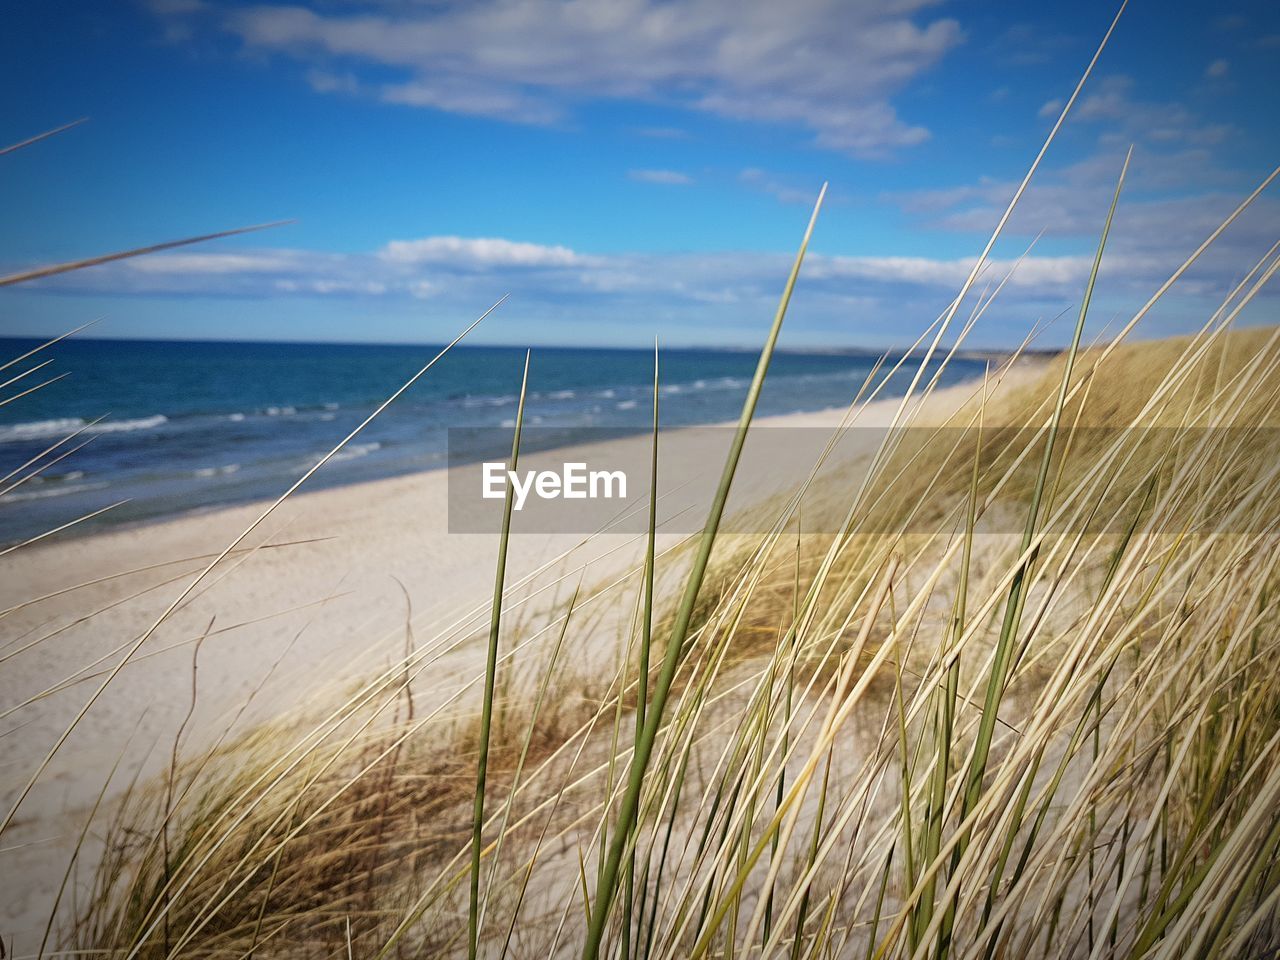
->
[622,341,660,959]
[53,313,1280,959]
[940,146,1132,956]
[0,297,504,846]
[468,350,532,958]
[15,10,1280,954]
[0,116,86,156]
[581,183,827,960]
[0,221,292,287]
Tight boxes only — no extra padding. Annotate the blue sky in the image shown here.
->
[1,0,1277,349]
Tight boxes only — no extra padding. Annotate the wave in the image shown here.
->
[0,415,168,444]
[460,394,516,409]
[25,470,86,485]
[0,481,109,504]
[328,441,381,463]
[93,415,169,434]
[657,377,749,396]
[193,464,240,478]
[228,401,340,422]
[0,417,84,442]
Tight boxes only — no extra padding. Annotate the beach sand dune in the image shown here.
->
[0,373,1017,943]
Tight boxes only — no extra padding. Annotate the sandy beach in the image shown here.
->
[7,1,1278,951]
[0,369,1020,943]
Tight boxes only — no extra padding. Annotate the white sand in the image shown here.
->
[0,368,1031,943]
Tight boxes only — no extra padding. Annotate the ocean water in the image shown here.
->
[0,338,988,542]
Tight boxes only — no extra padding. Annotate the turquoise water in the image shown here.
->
[0,338,987,542]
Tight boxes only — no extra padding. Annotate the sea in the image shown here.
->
[0,338,989,543]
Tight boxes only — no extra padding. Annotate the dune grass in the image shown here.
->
[12,243,1280,960]
[4,14,1280,956]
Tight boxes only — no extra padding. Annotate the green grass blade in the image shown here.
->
[0,220,293,288]
[468,350,531,960]
[581,184,827,960]
[941,147,1131,956]
[623,340,660,960]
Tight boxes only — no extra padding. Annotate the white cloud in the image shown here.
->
[380,79,564,126]
[1071,76,1232,145]
[304,69,361,95]
[739,167,821,206]
[807,253,1095,289]
[634,127,690,140]
[284,278,388,295]
[881,141,1280,342]
[1038,98,1063,119]
[155,0,963,157]
[19,212,1276,352]
[886,73,1258,278]
[26,238,1102,309]
[629,169,693,186]
[377,236,585,268]
[124,252,299,274]
[990,22,1078,67]
[1205,59,1230,79]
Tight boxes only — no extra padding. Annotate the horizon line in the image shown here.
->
[0,332,1056,358]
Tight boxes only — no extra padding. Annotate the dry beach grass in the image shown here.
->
[3,19,1280,957]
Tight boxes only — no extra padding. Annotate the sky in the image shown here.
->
[1,0,1277,350]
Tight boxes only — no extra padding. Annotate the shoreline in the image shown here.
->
[4,402,862,546]
[0,340,1006,546]
[0,365,1038,940]
[0,398,910,546]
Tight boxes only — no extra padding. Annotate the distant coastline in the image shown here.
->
[0,337,994,542]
